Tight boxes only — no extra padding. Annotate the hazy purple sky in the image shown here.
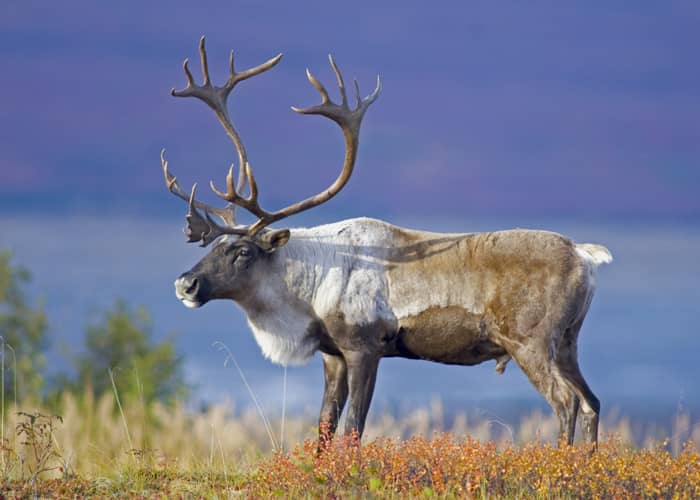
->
[2,2,699,424]
[2,1,698,219]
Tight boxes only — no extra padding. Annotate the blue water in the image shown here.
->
[2,213,698,424]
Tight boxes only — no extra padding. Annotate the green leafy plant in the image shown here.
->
[0,251,49,403]
[52,300,188,409]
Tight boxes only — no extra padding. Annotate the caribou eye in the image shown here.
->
[239,247,251,258]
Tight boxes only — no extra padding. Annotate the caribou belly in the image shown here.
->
[392,306,507,365]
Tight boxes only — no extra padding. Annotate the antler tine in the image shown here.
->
[184,184,247,247]
[245,162,259,201]
[329,55,348,108]
[224,49,283,96]
[182,58,195,88]
[198,36,211,87]
[291,55,381,129]
[162,149,252,247]
[304,68,330,105]
[209,161,272,223]
[161,149,236,226]
[357,74,382,112]
[353,79,361,109]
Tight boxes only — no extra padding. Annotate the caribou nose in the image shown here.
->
[184,276,199,295]
[175,274,199,299]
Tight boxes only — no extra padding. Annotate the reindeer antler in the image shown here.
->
[161,150,248,245]
[161,37,281,245]
[162,38,380,245]
[209,54,381,236]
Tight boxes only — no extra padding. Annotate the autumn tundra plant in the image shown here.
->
[250,433,700,498]
[162,37,612,447]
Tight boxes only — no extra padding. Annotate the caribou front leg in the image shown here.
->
[318,353,348,450]
[343,351,380,439]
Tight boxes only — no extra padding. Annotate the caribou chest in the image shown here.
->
[245,301,320,366]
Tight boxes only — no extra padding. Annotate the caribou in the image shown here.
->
[162,38,612,446]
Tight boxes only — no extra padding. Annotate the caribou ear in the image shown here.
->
[260,229,290,252]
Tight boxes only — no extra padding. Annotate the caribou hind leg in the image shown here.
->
[558,359,600,444]
[508,321,600,446]
[505,334,582,446]
[555,324,600,445]
[550,367,581,445]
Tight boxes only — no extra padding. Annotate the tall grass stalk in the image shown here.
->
[0,338,16,469]
[487,417,515,443]
[213,423,227,482]
[1,336,4,471]
[108,369,134,455]
[280,366,287,452]
[134,367,148,451]
[672,391,690,456]
[208,423,215,471]
[212,341,278,450]
[7,344,17,413]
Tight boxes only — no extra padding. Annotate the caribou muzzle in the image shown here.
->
[174,273,206,308]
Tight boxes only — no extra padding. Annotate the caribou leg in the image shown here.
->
[506,337,581,446]
[563,362,600,445]
[343,351,380,438]
[318,353,349,450]
[555,324,600,445]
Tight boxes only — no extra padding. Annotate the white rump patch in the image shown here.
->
[572,242,612,324]
[575,243,613,266]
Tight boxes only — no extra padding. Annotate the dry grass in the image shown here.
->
[0,391,698,497]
